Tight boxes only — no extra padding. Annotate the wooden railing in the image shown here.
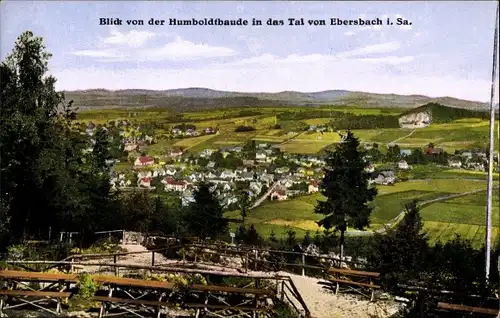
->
[3,260,311,318]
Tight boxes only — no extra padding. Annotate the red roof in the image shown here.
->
[138,156,154,163]
[273,190,286,196]
[310,180,319,187]
[167,179,186,186]
[140,177,151,182]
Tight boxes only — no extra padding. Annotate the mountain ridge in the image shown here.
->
[62,87,494,111]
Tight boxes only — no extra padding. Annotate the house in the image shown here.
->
[257,143,269,149]
[256,151,267,161]
[205,127,215,134]
[138,177,152,188]
[243,160,255,166]
[220,170,236,179]
[171,128,182,135]
[206,161,216,169]
[398,160,411,170]
[270,189,288,201]
[236,172,254,182]
[280,178,294,188]
[185,129,197,136]
[165,167,177,176]
[124,143,137,152]
[365,164,375,173]
[206,171,219,179]
[448,160,462,168]
[275,167,290,174]
[200,149,215,157]
[181,195,196,207]
[370,171,396,185]
[165,179,188,192]
[168,149,183,158]
[250,181,263,195]
[400,149,412,157]
[308,181,320,194]
[424,147,443,155]
[221,196,238,207]
[134,156,154,167]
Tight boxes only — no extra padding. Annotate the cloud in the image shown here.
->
[71,35,237,62]
[357,55,415,65]
[236,35,263,54]
[99,29,156,48]
[337,42,401,57]
[137,36,236,61]
[71,49,125,59]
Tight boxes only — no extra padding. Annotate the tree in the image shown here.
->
[369,201,429,290]
[302,231,312,247]
[0,31,84,242]
[385,144,401,162]
[407,148,427,164]
[314,131,377,260]
[236,189,251,224]
[184,183,228,239]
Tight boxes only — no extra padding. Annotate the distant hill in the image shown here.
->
[63,88,490,111]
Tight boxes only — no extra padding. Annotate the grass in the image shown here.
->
[173,134,218,149]
[233,179,488,240]
[399,164,499,181]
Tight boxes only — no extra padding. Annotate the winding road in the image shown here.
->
[250,181,280,209]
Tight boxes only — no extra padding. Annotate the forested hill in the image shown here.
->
[63,88,490,111]
[399,102,494,123]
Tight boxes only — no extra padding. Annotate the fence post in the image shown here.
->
[301,253,305,276]
[151,251,155,267]
[114,255,118,276]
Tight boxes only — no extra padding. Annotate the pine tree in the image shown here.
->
[236,189,251,224]
[184,183,228,240]
[369,201,429,289]
[314,131,377,260]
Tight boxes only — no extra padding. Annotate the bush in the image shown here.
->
[234,126,256,132]
[76,273,99,299]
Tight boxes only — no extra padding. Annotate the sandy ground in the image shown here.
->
[75,244,406,318]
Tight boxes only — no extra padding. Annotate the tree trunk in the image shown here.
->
[339,229,345,267]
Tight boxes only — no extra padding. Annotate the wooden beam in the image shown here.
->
[437,302,499,316]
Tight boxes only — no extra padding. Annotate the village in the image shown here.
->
[79,120,495,211]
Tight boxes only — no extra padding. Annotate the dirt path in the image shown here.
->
[77,244,405,318]
[279,272,404,318]
[388,129,416,145]
[373,185,496,234]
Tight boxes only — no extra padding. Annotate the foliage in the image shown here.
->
[274,300,300,318]
[234,125,256,132]
[369,201,429,290]
[315,131,377,255]
[183,183,228,239]
[330,114,400,130]
[76,273,99,299]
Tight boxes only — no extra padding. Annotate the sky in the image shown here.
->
[1,1,499,102]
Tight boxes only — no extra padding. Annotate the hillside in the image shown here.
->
[399,103,491,127]
[63,88,491,111]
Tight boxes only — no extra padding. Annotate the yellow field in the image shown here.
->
[174,135,217,149]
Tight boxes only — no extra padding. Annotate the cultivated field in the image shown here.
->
[231,179,498,248]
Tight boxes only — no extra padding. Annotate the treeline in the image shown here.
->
[0,32,228,249]
[329,114,400,129]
